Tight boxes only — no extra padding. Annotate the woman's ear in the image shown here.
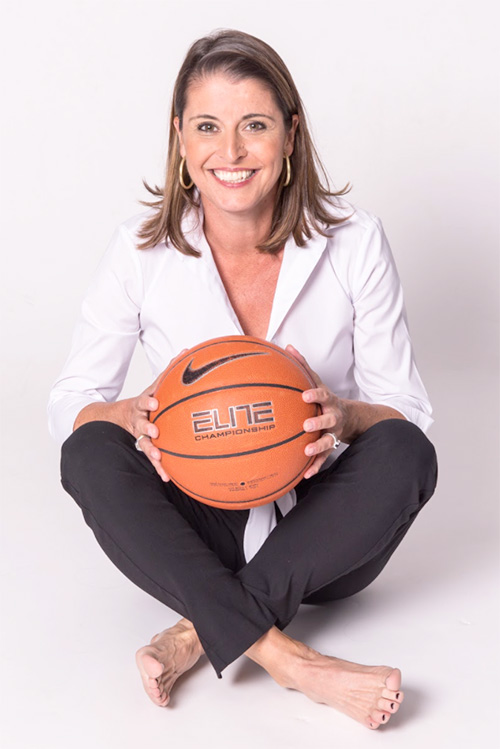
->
[285,114,299,157]
[173,116,186,158]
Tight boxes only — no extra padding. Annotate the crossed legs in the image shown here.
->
[61,419,437,729]
[137,620,404,729]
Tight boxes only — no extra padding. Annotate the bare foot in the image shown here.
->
[135,618,204,707]
[246,628,404,729]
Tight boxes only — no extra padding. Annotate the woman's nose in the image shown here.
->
[219,130,247,162]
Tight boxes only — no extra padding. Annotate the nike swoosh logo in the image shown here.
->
[181,352,266,385]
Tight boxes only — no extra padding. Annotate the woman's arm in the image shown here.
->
[72,375,171,483]
[287,345,406,478]
[72,347,187,482]
[48,224,142,446]
[346,214,433,432]
[303,391,405,444]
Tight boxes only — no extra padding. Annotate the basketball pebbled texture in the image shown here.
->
[150,336,321,509]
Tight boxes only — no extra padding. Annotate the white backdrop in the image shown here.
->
[1,0,498,398]
[1,1,499,748]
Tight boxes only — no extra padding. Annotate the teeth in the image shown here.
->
[213,169,255,183]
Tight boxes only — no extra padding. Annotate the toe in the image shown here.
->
[366,717,381,730]
[370,709,391,725]
[385,668,401,692]
[378,697,400,714]
[382,687,404,703]
[141,653,164,680]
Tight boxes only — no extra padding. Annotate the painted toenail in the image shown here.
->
[391,703,395,709]
[396,693,400,699]
[382,715,386,721]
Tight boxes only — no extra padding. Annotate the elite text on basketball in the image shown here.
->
[191,401,275,436]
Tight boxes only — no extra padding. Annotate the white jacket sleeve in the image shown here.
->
[349,216,433,433]
[48,225,143,446]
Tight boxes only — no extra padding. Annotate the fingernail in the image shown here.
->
[304,421,313,431]
[305,446,314,455]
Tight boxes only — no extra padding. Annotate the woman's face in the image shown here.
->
[174,73,298,224]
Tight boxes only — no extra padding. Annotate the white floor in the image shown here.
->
[1,368,499,749]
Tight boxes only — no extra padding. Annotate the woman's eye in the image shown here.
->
[197,122,218,132]
[246,121,266,131]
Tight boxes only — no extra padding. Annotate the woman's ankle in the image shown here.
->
[245,627,317,687]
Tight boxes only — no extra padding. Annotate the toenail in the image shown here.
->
[396,693,400,699]
[382,715,386,721]
[391,703,395,709]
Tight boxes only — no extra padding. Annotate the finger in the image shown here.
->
[151,457,171,483]
[303,452,329,479]
[137,394,160,415]
[305,433,337,457]
[139,436,162,461]
[285,343,307,365]
[285,344,322,387]
[135,416,159,440]
[139,438,171,481]
[302,386,332,405]
[304,413,339,433]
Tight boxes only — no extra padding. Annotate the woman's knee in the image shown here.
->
[60,420,138,492]
[366,418,438,495]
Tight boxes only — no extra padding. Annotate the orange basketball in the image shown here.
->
[150,336,320,510]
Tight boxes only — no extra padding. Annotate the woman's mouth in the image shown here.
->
[211,169,257,186]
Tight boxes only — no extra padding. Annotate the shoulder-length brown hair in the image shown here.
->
[137,29,350,256]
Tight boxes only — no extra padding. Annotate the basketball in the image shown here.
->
[150,336,321,510]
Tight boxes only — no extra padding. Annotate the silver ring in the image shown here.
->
[325,432,341,450]
[135,434,148,452]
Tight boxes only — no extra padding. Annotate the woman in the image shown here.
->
[48,30,437,730]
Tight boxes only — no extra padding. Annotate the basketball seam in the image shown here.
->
[152,382,305,423]
[157,429,308,460]
[152,337,316,404]
[168,455,315,507]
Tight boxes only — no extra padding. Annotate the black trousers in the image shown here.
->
[60,419,437,677]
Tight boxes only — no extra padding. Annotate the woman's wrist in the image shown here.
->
[339,399,406,443]
[73,399,133,434]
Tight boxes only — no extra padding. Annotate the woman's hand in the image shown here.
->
[122,373,171,481]
[123,349,189,482]
[286,344,407,479]
[73,349,188,482]
[286,344,349,479]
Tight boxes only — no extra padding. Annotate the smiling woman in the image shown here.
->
[173,75,297,227]
[49,29,437,731]
[136,29,349,258]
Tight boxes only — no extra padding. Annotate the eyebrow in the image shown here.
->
[188,113,276,122]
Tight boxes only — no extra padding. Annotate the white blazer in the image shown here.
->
[48,203,433,560]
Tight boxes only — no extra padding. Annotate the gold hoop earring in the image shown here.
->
[179,157,194,190]
[283,154,291,187]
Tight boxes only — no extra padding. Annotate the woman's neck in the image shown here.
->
[201,200,274,258]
